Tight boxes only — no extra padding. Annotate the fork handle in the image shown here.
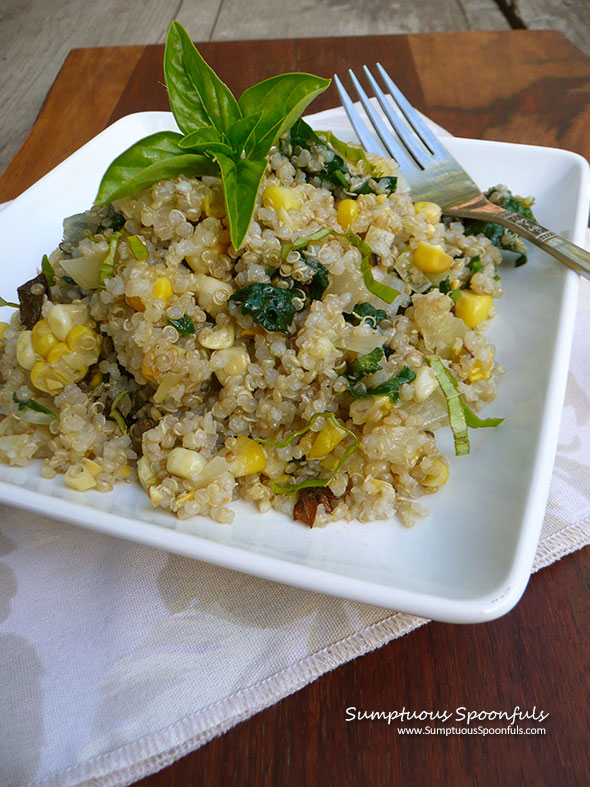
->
[445,203,590,281]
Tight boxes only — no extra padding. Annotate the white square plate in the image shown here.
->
[0,109,587,622]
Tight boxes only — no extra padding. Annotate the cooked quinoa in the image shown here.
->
[0,128,508,528]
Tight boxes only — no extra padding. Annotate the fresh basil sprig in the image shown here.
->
[95,22,330,250]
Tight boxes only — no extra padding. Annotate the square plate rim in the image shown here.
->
[0,108,586,623]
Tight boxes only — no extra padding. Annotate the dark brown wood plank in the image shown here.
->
[0,46,145,202]
[137,551,589,787]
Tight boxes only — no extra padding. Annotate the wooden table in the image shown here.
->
[1,31,588,787]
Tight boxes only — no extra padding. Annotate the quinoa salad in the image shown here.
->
[0,24,531,528]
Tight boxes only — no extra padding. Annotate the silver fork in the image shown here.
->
[335,64,590,280]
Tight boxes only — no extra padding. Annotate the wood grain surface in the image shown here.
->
[0,31,588,787]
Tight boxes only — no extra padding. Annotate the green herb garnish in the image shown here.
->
[230,283,301,334]
[0,296,18,308]
[347,346,384,382]
[304,258,330,302]
[98,231,121,288]
[347,365,416,402]
[426,356,503,456]
[344,302,388,327]
[95,23,329,251]
[12,392,57,419]
[258,412,360,495]
[110,390,130,435]
[167,315,196,336]
[282,228,400,304]
[128,235,149,260]
[351,176,398,196]
[41,254,56,286]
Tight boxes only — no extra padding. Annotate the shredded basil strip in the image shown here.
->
[41,255,56,286]
[0,295,19,308]
[128,235,149,260]
[110,390,130,435]
[98,232,122,289]
[167,315,195,336]
[281,228,400,304]
[426,356,503,456]
[12,392,57,419]
[257,412,359,495]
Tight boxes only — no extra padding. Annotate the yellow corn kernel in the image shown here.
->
[450,279,460,290]
[468,348,494,382]
[0,322,9,340]
[152,276,173,302]
[414,201,442,224]
[262,185,302,212]
[308,420,347,459]
[126,295,145,312]
[46,342,70,365]
[211,347,249,384]
[413,241,453,274]
[422,458,450,489]
[454,290,493,328]
[31,319,58,358]
[137,456,157,490]
[83,458,101,477]
[195,274,233,316]
[226,436,266,477]
[64,462,97,492]
[141,356,157,383]
[46,303,89,341]
[16,331,39,370]
[66,325,101,362]
[198,323,235,349]
[166,446,206,481]
[337,198,359,230]
[30,361,66,394]
[320,454,340,471]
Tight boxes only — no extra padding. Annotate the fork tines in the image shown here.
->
[334,64,450,172]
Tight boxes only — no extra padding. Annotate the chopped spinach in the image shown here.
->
[351,176,397,196]
[344,302,388,327]
[304,257,329,302]
[462,187,535,266]
[347,365,416,403]
[12,392,57,419]
[347,346,384,382]
[230,283,300,334]
[467,255,484,276]
[284,119,350,188]
[168,315,196,336]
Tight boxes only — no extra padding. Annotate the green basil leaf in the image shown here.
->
[95,132,218,206]
[215,152,268,249]
[164,21,241,136]
[238,74,330,158]
[178,126,233,157]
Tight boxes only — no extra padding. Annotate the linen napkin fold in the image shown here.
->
[0,146,589,787]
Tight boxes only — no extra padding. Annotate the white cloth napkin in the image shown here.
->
[1,187,589,787]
